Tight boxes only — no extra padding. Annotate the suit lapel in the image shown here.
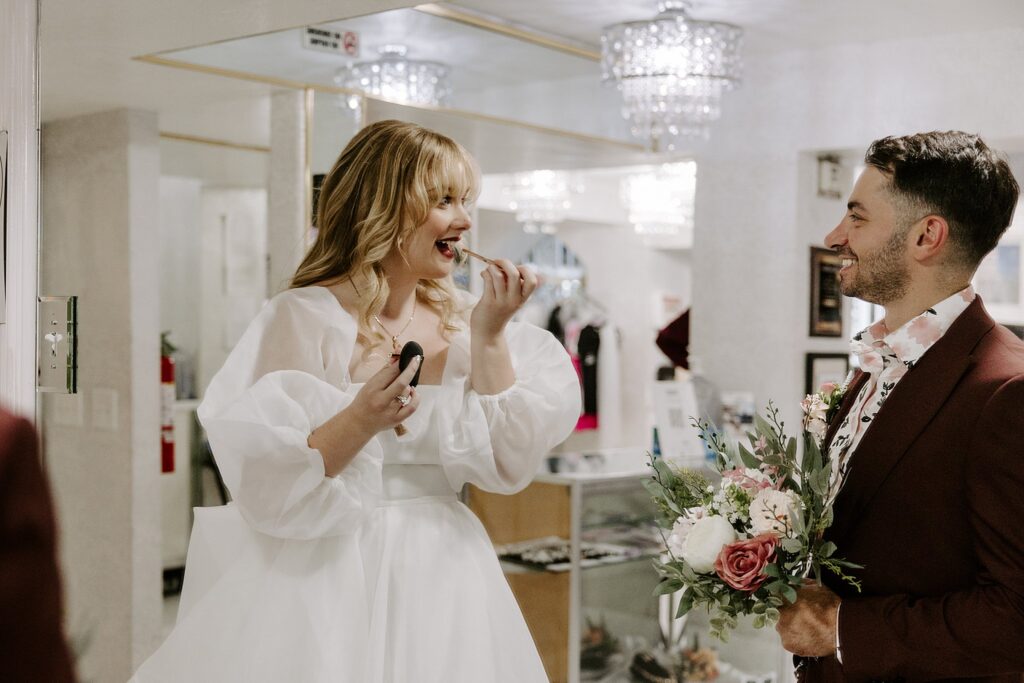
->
[831,298,995,536]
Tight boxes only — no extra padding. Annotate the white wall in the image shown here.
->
[160,180,270,400]
[198,188,268,394]
[459,73,633,143]
[0,0,39,417]
[159,176,203,391]
[559,222,690,451]
[268,89,308,296]
[692,26,1024,435]
[311,90,360,176]
[160,139,269,188]
[160,94,271,148]
[41,108,162,683]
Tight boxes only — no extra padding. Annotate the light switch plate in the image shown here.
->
[38,296,77,393]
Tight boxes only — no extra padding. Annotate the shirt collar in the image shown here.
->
[850,285,976,369]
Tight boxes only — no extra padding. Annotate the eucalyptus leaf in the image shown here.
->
[790,508,807,536]
[675,593,694,618]
[641,479,666,500]
[737,443,760,469]
[754,414,775,441]
[678,562,698,582]
[802,436,822,475]
[653,458,677,486]
[724,442,742,469]
[781,538,803,553]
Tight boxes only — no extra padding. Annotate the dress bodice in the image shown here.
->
[375,385,444,466]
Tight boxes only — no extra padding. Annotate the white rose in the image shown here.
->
[680,515,737,573]
[666,507,707,557]
[666,517,692,557]
[749,488,803,537]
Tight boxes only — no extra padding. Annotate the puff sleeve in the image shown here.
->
[197,290,381,540]
[439,321,581,494]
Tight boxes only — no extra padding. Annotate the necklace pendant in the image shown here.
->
[391,337,400,354]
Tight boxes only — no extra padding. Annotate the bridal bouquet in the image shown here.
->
[645,384,861,640]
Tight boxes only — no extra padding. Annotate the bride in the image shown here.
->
[131,120,580,682]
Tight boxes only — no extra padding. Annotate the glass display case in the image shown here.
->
[468,448,786,683]
[469,448,660,683]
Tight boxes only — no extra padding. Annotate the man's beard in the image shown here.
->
[841,229,910,305]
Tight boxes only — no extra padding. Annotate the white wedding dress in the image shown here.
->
[130,286,581,683]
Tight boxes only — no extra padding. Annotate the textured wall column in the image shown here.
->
[0,0,39,417]
[40,109,162,682]
[268,88,308,294]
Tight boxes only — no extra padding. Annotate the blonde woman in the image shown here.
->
[130,120,580,682]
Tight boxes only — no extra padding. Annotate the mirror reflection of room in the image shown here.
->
[5,2,1024,683]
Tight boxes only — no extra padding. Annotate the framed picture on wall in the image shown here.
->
[805,353,851,396]
[810,246,843,337]
[817,155,843,199]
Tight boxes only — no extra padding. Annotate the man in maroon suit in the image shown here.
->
[0,407,76,681]
[776,131,1024,682]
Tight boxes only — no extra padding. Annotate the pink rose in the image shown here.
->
[722,468,773,492]
[714,533,777,593]
[819,382,838,394]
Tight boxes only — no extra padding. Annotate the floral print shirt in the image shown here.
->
[826,286,976,502]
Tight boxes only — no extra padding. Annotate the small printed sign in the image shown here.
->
[302,27,359,57]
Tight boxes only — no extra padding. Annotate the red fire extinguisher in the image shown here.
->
[160,332,176,473]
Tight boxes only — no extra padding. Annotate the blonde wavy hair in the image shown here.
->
[291,120,478,348]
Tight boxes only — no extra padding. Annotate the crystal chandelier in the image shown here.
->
[335,44,451,107]
[621,162,697,245]
[504,170,575,234]
[601,1,743,149]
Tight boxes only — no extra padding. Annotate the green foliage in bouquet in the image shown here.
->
[644,402,861,641]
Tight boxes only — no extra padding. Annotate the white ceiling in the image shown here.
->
[38,0,412,123]
[39,0,1024,132]
[457,0,1024,55]
[167,8,595,92]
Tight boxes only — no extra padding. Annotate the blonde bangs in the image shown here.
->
[403,139,480,230]
[434,142,480,203]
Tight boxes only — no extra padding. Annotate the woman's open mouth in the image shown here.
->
[435,238,459,259]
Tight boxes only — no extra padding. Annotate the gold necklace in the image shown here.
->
[349,276,416,356]
[373,302,416,355]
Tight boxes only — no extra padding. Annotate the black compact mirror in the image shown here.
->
[398,341,424,387]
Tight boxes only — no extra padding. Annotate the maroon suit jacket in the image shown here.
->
[801,298,1024,683]
[0,408,76,682]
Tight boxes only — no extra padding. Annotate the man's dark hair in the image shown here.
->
[864,131,1019,268]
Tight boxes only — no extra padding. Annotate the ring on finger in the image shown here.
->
[395,393,412,407]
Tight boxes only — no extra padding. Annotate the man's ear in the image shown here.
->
[911,215,950,262]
